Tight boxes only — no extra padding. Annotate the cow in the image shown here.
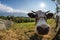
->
[27,10,57,40]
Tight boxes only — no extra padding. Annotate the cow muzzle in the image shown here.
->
[36,24,50,35]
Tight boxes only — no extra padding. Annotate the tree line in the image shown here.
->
[0,16,35,23]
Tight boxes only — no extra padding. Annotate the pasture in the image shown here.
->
[0,19,56,40]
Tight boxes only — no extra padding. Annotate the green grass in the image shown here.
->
[0,19,56,40]
[11,19,55,30]
[12,22,35,29]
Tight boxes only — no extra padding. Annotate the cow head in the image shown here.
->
[28,10,53,35]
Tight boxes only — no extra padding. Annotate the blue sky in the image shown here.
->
[0,0,56,17]
[0,0,56,12]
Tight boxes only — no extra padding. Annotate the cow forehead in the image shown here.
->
[36,10,45,17]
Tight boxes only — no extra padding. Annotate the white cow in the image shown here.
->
[0,21,6,30]
[28,10,57,40]
[0,19,14,30]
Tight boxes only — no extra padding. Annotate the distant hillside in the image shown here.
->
[14,13,28,17]
[0,12,28,17]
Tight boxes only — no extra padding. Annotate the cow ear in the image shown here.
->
[28,13,36,18]
[46,13,53,19]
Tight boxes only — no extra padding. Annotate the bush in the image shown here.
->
[0,16,35,23]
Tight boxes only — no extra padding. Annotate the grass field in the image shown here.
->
[0,19,56,40]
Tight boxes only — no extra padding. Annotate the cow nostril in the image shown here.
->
[37,26,49,35]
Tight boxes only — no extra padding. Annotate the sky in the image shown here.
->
[0,0,56,16]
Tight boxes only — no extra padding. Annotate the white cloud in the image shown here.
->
[0,3,28,14]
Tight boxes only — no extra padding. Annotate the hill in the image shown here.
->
[0,12,28,17]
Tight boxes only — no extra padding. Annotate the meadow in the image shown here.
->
[0,19,56,40]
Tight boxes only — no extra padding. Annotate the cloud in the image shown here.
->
[0,3,28,14]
